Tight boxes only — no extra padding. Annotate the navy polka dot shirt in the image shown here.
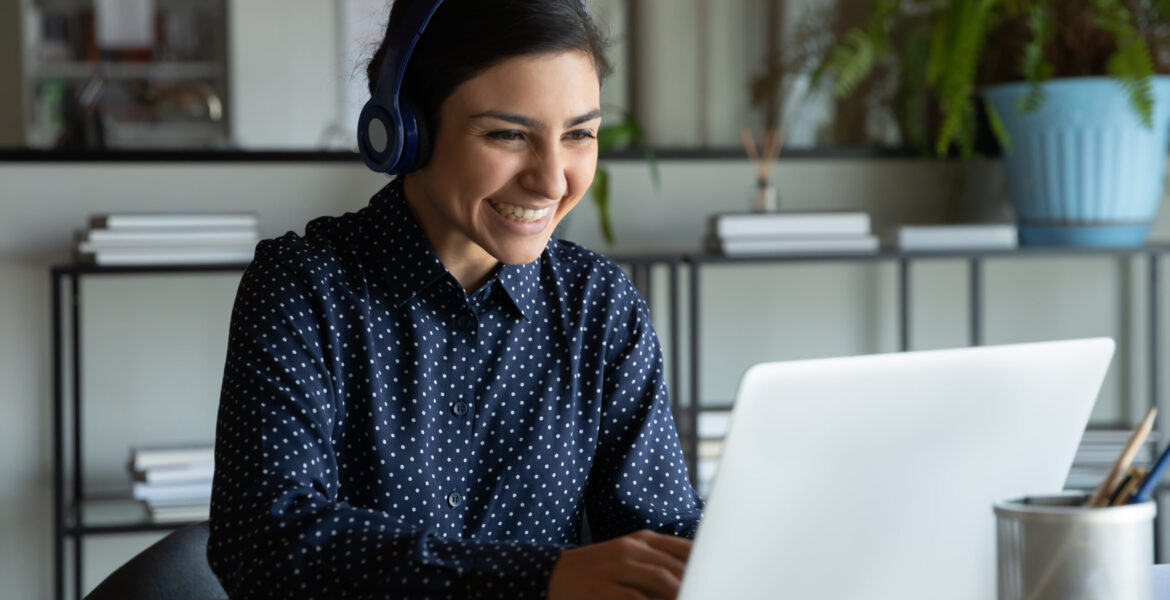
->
[207,179,703,599]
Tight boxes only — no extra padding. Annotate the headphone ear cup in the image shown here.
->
[357,99,403,173]
[394,98,431,174]
[411,101,433,170]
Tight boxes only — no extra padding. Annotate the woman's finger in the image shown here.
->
[613,560,684,600]
[635,530,693,562]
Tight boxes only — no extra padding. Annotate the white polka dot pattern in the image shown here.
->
[207,179,703,598]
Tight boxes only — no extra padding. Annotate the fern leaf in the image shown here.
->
[591,168,613,246]
[984,97,1014,155]
[1095,0,1156,127]
[924,8,948,88]
[815,0,903,98]
[824,28,878,98]
[934,0,995,154]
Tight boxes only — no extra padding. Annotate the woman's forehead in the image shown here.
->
[445,51,601,117]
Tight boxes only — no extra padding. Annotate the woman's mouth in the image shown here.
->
[489,199,552,224]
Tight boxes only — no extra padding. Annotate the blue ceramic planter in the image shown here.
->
[983,77,1170,246]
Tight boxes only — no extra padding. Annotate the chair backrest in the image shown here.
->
[83,521,227,600]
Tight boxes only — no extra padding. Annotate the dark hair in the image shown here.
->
[366,0,611,133]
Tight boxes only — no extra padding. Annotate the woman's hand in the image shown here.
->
[547,529,693,600]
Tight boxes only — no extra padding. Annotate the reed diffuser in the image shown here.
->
[739,126,784,212]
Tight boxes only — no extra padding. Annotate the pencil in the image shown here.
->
[1109,466,1147,506]
[1131,439,1170,503]
[1087,407,1158,507]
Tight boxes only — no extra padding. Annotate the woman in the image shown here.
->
[207,1,703,598]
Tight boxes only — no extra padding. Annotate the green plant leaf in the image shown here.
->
[824,28,879,98]
[925,6,948,88]
[593,110,658,244]
[1017,4,1053,115]
[591,168,613,246]
[934,0,995,155]
[897,29,932,149]
[1096,0,1156,127]
[984,97,1013,155]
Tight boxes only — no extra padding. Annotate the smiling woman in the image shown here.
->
[406,51,602,289]
[205,1,704,599]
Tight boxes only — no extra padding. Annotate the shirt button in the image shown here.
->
[452,401,469,417]
[456,315,473,330]
[447,491,464,507]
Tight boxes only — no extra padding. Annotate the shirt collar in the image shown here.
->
[367,178,540,320]
[495,259,540,321]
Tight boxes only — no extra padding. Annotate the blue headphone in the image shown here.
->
[358,0,590,174]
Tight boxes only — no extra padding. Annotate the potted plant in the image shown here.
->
[818,0,1170,246]
[555,109,658,246]
[591,110,658,245]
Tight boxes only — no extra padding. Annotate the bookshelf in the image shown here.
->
[51,244,1170,598]
[51,262,246,600]
[22,0,230,149]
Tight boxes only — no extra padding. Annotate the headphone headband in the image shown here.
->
[358,0,590,174]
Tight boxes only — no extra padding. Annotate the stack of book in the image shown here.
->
[78,212,261,266]
[707,211,878,256]
[1065,429,1157,490]
[129,444,214,523]
[694,409,733,497]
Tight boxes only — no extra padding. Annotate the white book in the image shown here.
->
[712,234,879,256]
[697,438,724,460]
[710,212,871,238]
[697,457,719,488]
[698,410,732,440]
[79,240,257,254]
[148,504,211,523]
[892,224,1018,251]
[90,212,259,230]
[143,495,214,508]
[130,445,215,471]
[82,228,259,248]
[132,481,213,502]
[81,246,256,266]
[1073,444,1154,465]
[1081,429,1159,444]
[133,462,215,484]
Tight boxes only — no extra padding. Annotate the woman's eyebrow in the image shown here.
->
[566,109,603,128]
[471,109,602,130]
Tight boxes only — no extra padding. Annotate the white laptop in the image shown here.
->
[678,338,1116,600]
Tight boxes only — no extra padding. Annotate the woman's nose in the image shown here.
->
[520,141,569,200]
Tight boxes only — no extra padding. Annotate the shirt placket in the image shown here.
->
[441,284,482,521]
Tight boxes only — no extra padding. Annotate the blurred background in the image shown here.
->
[5,1,1170,598]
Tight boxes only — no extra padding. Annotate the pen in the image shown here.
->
[1087,407,1158,508]
[1110,466,1147,506]
[1131,439,1170,504]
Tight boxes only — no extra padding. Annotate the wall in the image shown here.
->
[1,157,1168,595]
[228,0,344,148]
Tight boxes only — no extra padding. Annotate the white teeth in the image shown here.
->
[490,199,550,223]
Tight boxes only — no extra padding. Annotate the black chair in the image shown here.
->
[83,521,227,600]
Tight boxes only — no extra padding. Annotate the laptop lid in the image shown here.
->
[678,338,1115,600]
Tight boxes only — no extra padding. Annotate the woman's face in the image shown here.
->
[405,50,601,271]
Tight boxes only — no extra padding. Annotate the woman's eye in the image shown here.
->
[566,129,596,142]
[488,130,525,141]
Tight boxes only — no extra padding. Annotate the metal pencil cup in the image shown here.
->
[994,493,1156,600]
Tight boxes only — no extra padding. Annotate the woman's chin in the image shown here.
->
[489,238,551,265]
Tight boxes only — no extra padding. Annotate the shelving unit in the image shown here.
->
[22,0,230,149]
[646,246,1170,479]
[52,245,1170,598]
[51,262,247,600]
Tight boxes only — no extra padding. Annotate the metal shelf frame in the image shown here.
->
[51,263,248,600]
[51,244,1170,599]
